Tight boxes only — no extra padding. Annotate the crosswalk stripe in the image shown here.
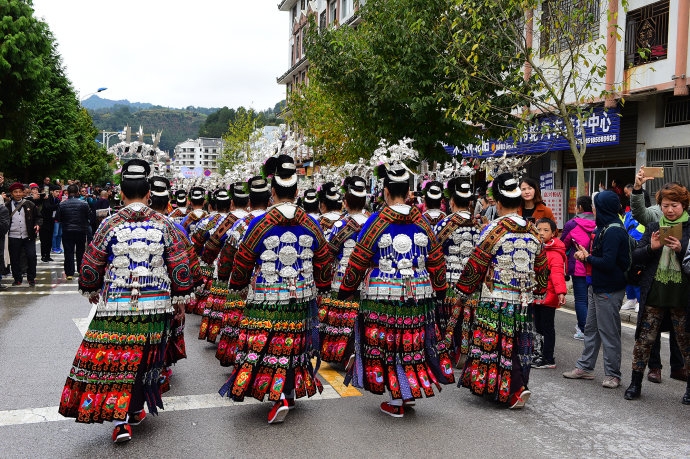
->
[0,386,342,427]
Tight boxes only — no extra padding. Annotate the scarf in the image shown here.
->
[654,211,688,284]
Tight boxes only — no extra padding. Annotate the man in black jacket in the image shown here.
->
[56,184,91,280]
[39,185,61,262]
[6,182,42,286]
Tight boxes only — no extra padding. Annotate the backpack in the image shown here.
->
[595,222,643,285]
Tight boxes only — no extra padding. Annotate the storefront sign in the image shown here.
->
[542,189,564,228]
[444,107,620,158]
[540,172,554,190]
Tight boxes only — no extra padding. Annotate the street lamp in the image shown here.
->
[80,87,108,101]
[102,130,124,149]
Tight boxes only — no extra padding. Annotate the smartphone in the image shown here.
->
[659,225,682,243]
[643,166,664,178]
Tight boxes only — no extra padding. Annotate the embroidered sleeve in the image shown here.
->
[166,223,195,296]
[313,238,333,291]
[78,242,108,294]
[426,242,447,292]
[217,240,237,281]
[454,245,491,297]
[532,249,549,297]
[229,240,256,290]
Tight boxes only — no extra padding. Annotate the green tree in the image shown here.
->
[445,0,626,194]
[219,108,261,173]
[67,108,115,184]
[0,0,54,162]
[303,0,480,164]
[199,106,237,137]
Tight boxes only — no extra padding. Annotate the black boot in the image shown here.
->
[624,370,644,400]
[682,379,690,405]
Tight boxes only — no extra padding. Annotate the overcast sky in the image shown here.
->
[31,1,289,110]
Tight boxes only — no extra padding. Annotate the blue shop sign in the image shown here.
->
[444,107,620,158]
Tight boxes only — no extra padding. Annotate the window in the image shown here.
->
[301,0,306,9]
[664,96,690,127]
[341,0,349,18]
[624,0,669,67]
[329,0,337,24]
[540,0,600,57]
[320,11,327,30]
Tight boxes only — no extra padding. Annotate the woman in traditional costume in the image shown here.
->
[318,182,343,240]
[319,176,370,366]
[215,177,270,367]
[58,160,195,443]
[337,163,452,418]
[218,155,333,424]
[433,178,481,367]
[455,173,549,409]
[422,180,447,226]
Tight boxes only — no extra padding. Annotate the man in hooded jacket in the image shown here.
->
[563,191,631,389]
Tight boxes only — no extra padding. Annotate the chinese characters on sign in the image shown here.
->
[542,189,564,228]
[444,107,620,158]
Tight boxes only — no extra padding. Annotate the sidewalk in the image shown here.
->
[562,291,638,325]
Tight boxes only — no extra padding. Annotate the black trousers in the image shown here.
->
[533,305,557,363]
[39,224,54,259]
[62,231,86,277]
[8,237,37,283]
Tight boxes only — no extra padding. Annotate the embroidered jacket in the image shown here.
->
[434,210,481,284]
[338,204,447,301]
[423,208,447,226]
[319,211,342,241]
[328,213,368,292]
[79,203,196,316]
[217,210,266,281]
[455,215,549,303]
[228,203,333,303]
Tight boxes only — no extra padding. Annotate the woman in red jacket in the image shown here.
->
[519,177,555,222]
[533,217,567,368]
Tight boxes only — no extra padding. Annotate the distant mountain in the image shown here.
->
[82,95,154,111]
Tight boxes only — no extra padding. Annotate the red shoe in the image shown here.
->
[509,387,532,410]
[380,402,404,418]
[268,399,289,424]
[112,423,132,443]
[128,409,147,426]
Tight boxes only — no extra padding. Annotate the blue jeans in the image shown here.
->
[572,276,589,331]
[52,222,62,251]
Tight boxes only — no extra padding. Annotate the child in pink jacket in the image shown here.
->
[533,218,568,368]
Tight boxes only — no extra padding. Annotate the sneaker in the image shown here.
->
[602,376,621,388]
[47,257,54,262]
[621,299,636,310]
[267,399,289,424]
[509,387,532,409]
[563,368,594,379]
[532,358,556,369]
[634,302,639,313]
[128,409,147,426]
[286,398,296,411]
[112,423,132,443]
[380,402,404,418]
[573,329,585,340]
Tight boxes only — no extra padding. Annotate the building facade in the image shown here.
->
[173,137,224,176]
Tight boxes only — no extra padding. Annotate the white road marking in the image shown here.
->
[73,304,96,337]
[0,387,341,427]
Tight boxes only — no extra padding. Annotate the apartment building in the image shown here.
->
[173,137,224,176]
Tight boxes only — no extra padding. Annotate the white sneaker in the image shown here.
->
[573,326,585,341]
[621,299,636,310]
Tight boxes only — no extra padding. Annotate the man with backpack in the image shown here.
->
[563,190,631,389]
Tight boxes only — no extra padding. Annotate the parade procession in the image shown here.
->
[5,0,690,456]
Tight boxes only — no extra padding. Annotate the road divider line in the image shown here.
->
[317,362,362,397]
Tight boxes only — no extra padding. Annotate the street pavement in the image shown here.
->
[1,251,689,458]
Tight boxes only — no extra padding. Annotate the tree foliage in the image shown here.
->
[0,0,114,183]
[445,0,623,193]
[302,0,481,164]
[219,108,261,174]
